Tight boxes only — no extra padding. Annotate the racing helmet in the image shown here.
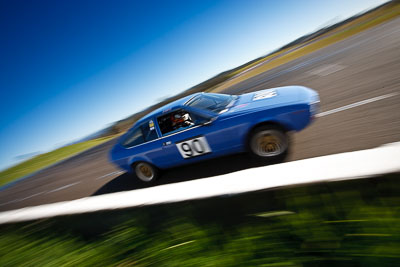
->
[171,112,190,124]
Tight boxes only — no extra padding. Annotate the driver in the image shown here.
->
[171,112,193,129]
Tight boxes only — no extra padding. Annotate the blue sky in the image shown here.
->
[0,0,387,170]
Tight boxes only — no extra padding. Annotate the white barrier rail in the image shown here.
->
[0,142,399,225]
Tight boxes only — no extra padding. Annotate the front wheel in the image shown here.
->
[248,125,289,163]
[134,162,159,182]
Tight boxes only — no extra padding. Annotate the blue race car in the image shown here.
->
[110,86,319,182]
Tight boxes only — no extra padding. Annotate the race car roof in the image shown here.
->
[134,93,202,125]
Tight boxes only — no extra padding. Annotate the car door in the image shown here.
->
[153,108,217,168]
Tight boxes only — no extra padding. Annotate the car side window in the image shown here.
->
[122,120,158,147]
[122,128,144,147]
[157,109,199,136]
[141,120,158,142]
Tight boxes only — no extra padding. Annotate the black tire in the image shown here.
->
[248,125,290,163]
[134,162,159,182]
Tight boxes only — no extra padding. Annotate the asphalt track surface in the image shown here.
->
[1,18,399,212]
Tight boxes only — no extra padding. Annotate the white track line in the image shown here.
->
[96,171,124,180]
[47,182,80,193]
[0,171,122,206]
[0,191,46,206]
[316,92,398,117]
[0,142,399,224]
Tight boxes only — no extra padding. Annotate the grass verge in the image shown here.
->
[0,136,116,187]
[1,173,399,266]
[210,2,400,93]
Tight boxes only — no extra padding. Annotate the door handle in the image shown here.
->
[163,141,172,146]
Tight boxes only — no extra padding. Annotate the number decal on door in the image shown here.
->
[176,136,212,158]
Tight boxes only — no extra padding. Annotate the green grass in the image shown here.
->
[0,136,116,187]
[1,174,400,266]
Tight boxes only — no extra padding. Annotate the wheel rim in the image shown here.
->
[135,163,154,182]
[251,130,287,157]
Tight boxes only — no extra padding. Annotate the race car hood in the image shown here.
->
[222,86,304,116]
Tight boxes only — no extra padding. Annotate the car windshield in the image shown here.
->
[185,93,237,113]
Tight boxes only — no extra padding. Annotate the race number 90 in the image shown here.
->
[176,136,212,158]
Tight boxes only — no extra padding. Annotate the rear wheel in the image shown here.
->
[134,162,159,182]
[248,125,289,162]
